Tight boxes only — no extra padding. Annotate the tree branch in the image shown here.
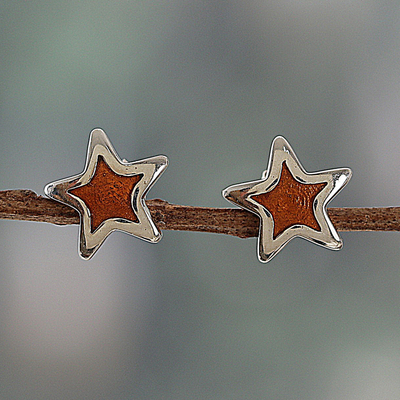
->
[0,189,399,238]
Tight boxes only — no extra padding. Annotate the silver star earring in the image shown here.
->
[222,136,352,262]
[45,128,168,260]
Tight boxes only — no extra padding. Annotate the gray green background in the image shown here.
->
[1,1,400,399]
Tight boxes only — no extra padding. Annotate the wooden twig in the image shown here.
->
[0,189,399,238]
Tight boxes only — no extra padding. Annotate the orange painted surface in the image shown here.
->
[69,156,143,232]
[252,162,326,239]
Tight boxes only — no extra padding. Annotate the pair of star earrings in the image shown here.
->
[45,128,351,262]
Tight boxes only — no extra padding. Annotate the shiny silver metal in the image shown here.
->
[45,128,168,260]
[222,136,352,263]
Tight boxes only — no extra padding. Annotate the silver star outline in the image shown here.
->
[45,128,168,260]
[222,136,352,263]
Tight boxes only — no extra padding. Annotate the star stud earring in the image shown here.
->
[45,128,168,260]
[222,136,352,262]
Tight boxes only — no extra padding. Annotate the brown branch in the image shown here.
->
[0,189,399,238]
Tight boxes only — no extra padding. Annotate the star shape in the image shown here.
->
[222,136,352,263]
[45,128,168,259]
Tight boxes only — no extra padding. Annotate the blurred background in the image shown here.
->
[1,1,400,399]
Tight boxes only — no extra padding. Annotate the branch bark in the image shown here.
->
[0,189,399,238]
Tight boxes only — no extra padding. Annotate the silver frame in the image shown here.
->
[45,128,168,260]
[223,136,352,263]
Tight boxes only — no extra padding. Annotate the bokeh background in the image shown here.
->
[1,1,400,399]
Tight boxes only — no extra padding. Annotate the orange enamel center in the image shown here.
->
[69,156,143,232]
[252,162,327,239]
